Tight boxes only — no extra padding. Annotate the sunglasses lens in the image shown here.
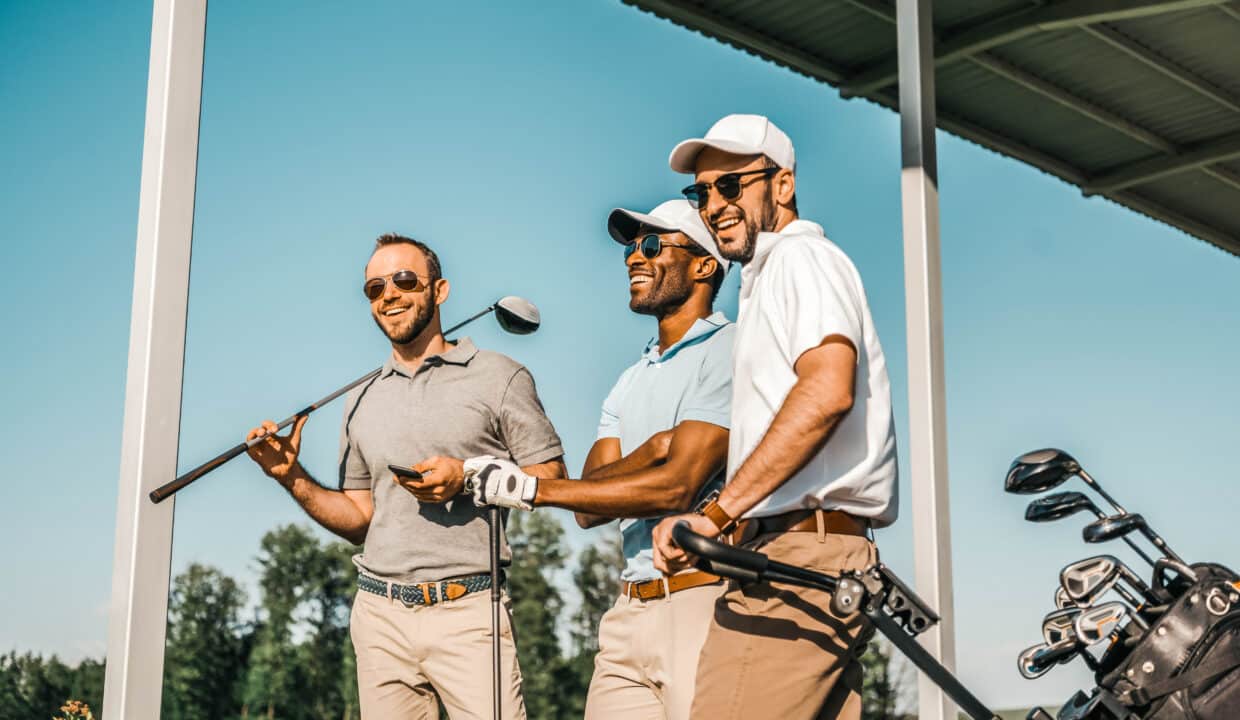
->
[716,174,742,200]
[640,234,662,259]
[391,270,423,292]
[363,279,385,300]
[623,242,637,260]
[682,184,706,208]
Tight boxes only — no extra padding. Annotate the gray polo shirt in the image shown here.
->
[339,338,563,583]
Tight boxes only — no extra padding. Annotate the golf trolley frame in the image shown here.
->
[672,524,1001,720]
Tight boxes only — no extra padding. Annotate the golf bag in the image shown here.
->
[1096,563,1240,719]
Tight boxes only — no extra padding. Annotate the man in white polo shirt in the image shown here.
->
[465,200,733,719]
[651,114,898,720]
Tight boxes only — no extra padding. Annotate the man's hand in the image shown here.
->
[245,415,308,487]
[464,456,538,511]
[394,455,466,503]
[651,512,720,574]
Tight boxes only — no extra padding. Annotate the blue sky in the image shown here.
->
[2,0,1238,709]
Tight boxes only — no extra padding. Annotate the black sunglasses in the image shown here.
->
[363,270,431,300]
[681,167,779,208]
[624,233,707,261]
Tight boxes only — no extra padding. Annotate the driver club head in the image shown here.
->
[1061,556,1121,606]
[1006,449,1082,495]
[494,296,541,335]
[1025,491,1099,523]
[1074,602,1129,645]
[1083,513,1145,544]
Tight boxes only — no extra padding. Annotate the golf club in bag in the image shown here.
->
[149,296,540,503]
[670,523,1003,720]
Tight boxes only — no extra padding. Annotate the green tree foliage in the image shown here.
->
[860,637,913,719]
[560,534,623,716]
[505,511,569,720]
[0,652,103,720]
[162,563,248,720]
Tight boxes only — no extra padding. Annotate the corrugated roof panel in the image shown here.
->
[1112,7,1240,99]
[938,60,1154,171]
[933,0,1041,32]
[993,31,1238,148]
[1134,171,1240,239]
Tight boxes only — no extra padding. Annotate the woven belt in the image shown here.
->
[620,570,721,601]
[358,572,493,607]
[733,509,868,544]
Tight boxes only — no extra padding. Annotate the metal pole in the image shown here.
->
[103,0,206,717]
[896,1,958,719]
[489,506,503,720]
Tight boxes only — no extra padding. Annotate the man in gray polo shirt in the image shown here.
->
[465,200,733,720]
[244,232,564,720]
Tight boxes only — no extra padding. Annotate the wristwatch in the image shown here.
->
[693,490,737,534]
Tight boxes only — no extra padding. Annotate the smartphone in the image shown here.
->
[387,464,423,481]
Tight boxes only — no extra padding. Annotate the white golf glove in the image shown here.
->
[463,456,538,511]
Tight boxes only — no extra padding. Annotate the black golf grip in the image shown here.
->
[672,522,768,582]
[149,441,250,503]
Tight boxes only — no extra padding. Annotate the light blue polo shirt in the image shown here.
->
[597,311,735,582]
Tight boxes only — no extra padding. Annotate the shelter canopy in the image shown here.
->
[625,0,1240,256]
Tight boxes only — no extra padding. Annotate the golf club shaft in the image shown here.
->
[149,305,498,503]
[489,506,502,720]
[1077,470,1127,515]
[1080,470,1177,565]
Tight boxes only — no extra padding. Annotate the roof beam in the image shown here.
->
[1085,132,1240,194]
[1218,3,1240,22]
[1110,189,1240,256]
[1082,24,1240,113]
[622,0,848,85]
[841,0,1230,96]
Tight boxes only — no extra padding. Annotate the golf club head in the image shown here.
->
[1042,608,1081,646]
[494,296,540,335]
[1025,491,1097,523]
[1061,555,1121,606]
[1074,601,1129,645]
[1006,449,1081,495]
[1055,586,1074,610]
[1083,513,1144,544]
[1017,643,1054,680]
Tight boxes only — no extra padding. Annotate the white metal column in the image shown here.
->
[896,1,957,719]
[102,0,206,717]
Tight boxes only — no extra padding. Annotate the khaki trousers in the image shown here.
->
[349,588,526,720]
[689,532,878,720]
[585,581,724,720]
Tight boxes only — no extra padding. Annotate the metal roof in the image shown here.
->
[623,0,1240,256]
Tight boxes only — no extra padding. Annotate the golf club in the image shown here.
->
[1018,639,1076,679]
[488,506,502,720]
[1083,513,1184,565]
[1005,448,1127,514]
[1024,492,1156,567]
[1060,555,1159,608]
[1074,601,1144,644]
[1040,608,1099,671]
[149,296,541,503]
[1055,586,1073,610]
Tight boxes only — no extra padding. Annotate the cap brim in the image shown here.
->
[668,138,765,173]
[607,208,676,245]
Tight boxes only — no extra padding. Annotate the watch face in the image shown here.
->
[693,488,721,513]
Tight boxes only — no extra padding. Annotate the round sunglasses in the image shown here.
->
[681,167,779,208]
[363,270,431,300]
[624,233,707,261]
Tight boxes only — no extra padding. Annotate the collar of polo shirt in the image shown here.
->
[641,311,729,363]
[383,337,480,377]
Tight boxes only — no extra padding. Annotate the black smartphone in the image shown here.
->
[387,464,423,481]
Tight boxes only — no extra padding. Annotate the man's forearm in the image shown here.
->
[284,466,370,544]
[538,468,699,518]
[583,441,661,481]
[717,377,851,519]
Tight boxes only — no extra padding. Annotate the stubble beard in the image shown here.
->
[717,192,779,264]
[630,272,694,318]
[375,299,436,345]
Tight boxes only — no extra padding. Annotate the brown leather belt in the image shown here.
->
[620,570,722,601]
[733,509,868,544]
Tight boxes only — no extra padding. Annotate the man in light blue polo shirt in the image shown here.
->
[465,199,733,720]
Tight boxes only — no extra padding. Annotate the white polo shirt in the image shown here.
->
[730,219,898,527]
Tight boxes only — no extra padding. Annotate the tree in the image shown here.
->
[298,540,359,720]
[505,511,569,720]
[244,524,322,719]
[860,637,914,719]
[162,563,248,720]
[560,534,623,715]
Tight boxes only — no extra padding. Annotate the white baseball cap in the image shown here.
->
[669,114,796,174]
[607,199,731,272]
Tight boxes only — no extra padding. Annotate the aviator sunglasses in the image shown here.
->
[363,270,431,300]
[624,233,708,261]
[681,167,779,208]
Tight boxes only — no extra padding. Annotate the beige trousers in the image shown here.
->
[689,532,878,720]
[584,581,725,720]
[349,588,526,720]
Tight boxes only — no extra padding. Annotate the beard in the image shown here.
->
[630,271,695,317]
[374,299,436,345]
[714,190,779,264]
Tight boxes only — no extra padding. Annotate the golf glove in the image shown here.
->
[463,456,537,511]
